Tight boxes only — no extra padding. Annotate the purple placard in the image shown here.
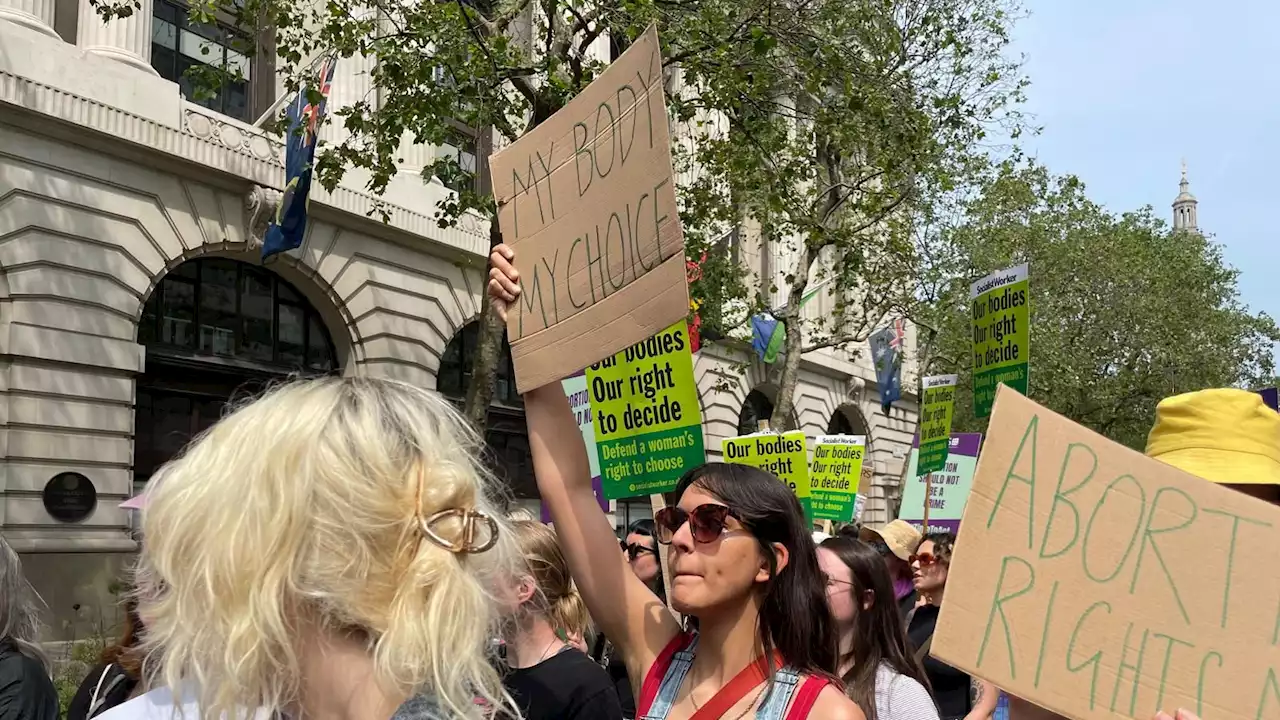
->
[1258,387,1278,411]
[910,431,983,457]
[541,476,608,522]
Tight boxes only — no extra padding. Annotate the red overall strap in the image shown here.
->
[689,652,784,720]
[636,632,694,716]
[783,676,832,720]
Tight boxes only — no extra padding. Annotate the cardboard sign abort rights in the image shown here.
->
[933,386,1280,720]
[489,26,688,393]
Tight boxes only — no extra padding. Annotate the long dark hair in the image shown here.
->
[100,596,144,679]
[627,518,667,603]
[674,463,839,680]
[820,536,932,720]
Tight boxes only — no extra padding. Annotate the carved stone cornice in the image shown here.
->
[0,65,490,257]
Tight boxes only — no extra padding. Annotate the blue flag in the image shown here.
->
[869,318,905,413]
[263,57,337,260]
[751,314,785,364]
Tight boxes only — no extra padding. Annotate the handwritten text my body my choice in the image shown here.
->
[506,49,672,341]
[974,414,1280,719]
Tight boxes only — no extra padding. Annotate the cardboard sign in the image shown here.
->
[918,374,958,475]
[971,263,1029,417]
[932,386,1280,720]
[488,26,688,393]
[723,431,811,519]
[587,321,705,498]
[900,433,982,534]
[810,435,866,522]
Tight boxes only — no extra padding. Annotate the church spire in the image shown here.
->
[1173,159,1199,233]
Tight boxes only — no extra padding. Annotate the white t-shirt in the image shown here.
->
[874,663,941,720]
[94,685,271,720]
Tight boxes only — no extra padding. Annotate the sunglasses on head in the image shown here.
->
[653,504,739,544]
[620,540,656,560]
[909,551,940,566]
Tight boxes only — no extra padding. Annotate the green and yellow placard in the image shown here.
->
[587,321,705,499]
[810,435,865,522]
[723,431,811,519]
[970,263,1029,417]
[917,374,957,476]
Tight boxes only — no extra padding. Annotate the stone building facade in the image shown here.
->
[0,0,919,639]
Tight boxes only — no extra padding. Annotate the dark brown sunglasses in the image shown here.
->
[620,541,656,560]
[653,504,739,544]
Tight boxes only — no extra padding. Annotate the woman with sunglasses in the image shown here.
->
[597,520,668,718]
[907,534,998,720]
[817,536,938,720]
[489,245,862,720]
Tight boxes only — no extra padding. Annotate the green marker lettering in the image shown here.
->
[977,555,1035,680]
[1202,507,1272,629]
[987,414,1039,550]
[1129,486,1197,625]
[1039,442,1097,558]
[1082,474,1146,583]
[1197,651,1222,717]
[1150,633,1194,710]
[1257,667,1280,720]
[1034,580,1059,688]
[1066,601,1112,712]
[1108,622,1149,717]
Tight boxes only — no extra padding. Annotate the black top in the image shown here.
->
[0,642,57,720]
[896,589,918,623]
[606,650,636,718]
[68,663,140,720]
[504,647,624,720]
[907,604,971,720]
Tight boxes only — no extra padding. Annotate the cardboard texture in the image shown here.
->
[933,385,1280,720]
[488,25,688,393]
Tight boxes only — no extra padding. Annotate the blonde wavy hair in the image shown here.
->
[133,376,517,720]
[510,521,591,642]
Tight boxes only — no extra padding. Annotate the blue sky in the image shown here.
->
[1010,0,1279,352]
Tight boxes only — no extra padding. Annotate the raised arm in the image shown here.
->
[489,245,681,673]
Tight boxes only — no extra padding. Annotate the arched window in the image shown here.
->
[737,389,775,436]
[134,258,338,483]
[137,258,335,372]
[827,410,854,435]
[437,321,521,406]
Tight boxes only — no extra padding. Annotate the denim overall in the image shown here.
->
[638,636,805,720]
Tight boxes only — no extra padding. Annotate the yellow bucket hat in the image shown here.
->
[1145,389,1280,485]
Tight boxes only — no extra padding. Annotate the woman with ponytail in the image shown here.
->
[97,377,520,720]
[502,521,623,720]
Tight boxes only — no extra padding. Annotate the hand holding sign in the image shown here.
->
[489,244,520,322]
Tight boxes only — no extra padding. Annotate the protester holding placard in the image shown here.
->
[907,534,999,720]
[489,245,863,720]
[817,536,940,720]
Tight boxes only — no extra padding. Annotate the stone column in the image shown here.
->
[77,0,158,75]
[0,0,58,38]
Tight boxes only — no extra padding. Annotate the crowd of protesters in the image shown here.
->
[0,243,1269,720]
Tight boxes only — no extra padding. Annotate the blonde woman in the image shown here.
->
[502,521,622,720]
[100,377,518,720]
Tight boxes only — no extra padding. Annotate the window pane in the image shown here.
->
[277,281,300,303]
[160,278,195,348]
[139,293,159,345]
[306,314,332,371]
[153,393,194,460]
[152,44,178,81]
[152,18,177,50]
[180,30,220,63]
[226,79,249,122]
[278,304,305,366]
[239,267,273,362]
[226,47,251,79]
[198,260,237,356]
